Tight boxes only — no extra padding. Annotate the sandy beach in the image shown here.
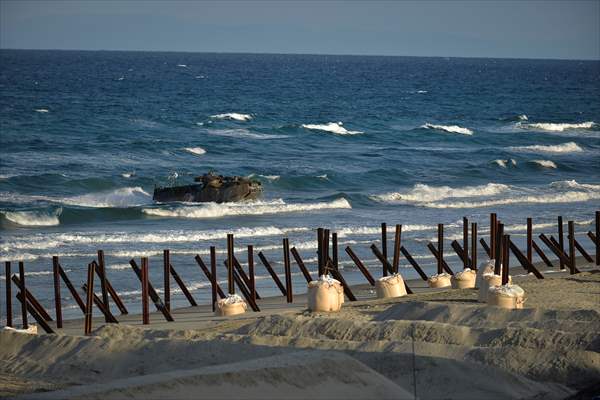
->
[1,258,599,400]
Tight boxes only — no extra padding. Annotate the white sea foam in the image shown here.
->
[493,159,517,168]
[63,187,152,208]
[177,64,188,68]
[417,90,428,94]
[301,122,363,135]
[550,179,600,191]
[532,160,557,169]
[421,123,473,135]
[337,224,433,237]
[371,183,508,204]
[1,208,62,227]
[121,172,136,178]
[0,174,17,180]
[35,108,49,113]
[142,198,351,219]
[184,147,207,156]
[508,142,583,153]
[211,113,252,121]
[422,191,600,209]
[207,128,288,140]
[316,174,329,180]
[520,121,595,132]
[518,114,528,121]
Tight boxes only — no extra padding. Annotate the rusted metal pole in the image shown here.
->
[532,240,554,267]
[15,292,54,334]
[81,283,118,323]
[527,218,533,264]
[283,238,292,303]
[58,262,86,313]
[463,217,469,268]
[502,234,510,285]
[480,238,491,258]
[257,252,287,297]
[558,216,565,270]
[332,232,339,271]
[451,240,470,267]
[129,259,174,321]
[210,247,217,312]
[230,256,262,299]
[437,224,443,275]
[508,239,544,279]
[490,213,497,259]
[596,211,600,266]
[323,229,330,273]
[571,236,593,262]
[19,262,27,329]
[195,255,226,299]
[141,257,149,325]
[471,222,477,271]
[163,249,170,312]
[317,228,324,276]
[91,261,128,315]
[568,221,576,275]
[426,243,455,275]
[227,234,234,295]
[97,250,109,322]
[290,247,314,283]
[539,234,580,273]
[345,246,376,285]
[400,246,429,281]
[169,263,198,306]
[11,275,53,322]
[52,256,62,329]
[84,263,94,335]
[381,223,388,277]
[393,224,402,274]
[494,223,504,275]
[5,262,12,327]
[368,247,414,294]
[248,245,256,304]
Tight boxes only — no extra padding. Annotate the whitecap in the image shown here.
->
[316,174,329,180]
[417,90,428,94]
[210,113,252,121]
[121,171,136,178]
[519,121,595,132]
[142,198,351,219]
[422,191,600,209]
[531,160,557,169]
[184,147,207,156]
[518,114,528,121]
[549,180,600,191]
[206,128,288,140]
[493,159,517,168]
[371,183,508,204]
[35,108,49,113]
[1,208,62,227]
[62,187,152,208]
[301,122,363,135]
[177,64,188,68]
[509,142,583,153]
[117,76,125,81]
[421,123,473,135]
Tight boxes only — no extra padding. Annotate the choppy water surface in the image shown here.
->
[1,50,599,321]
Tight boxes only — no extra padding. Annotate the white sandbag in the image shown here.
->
[478,273,512,302]
[451,268,476,289]
[487,284,525,309]
[375,274,407,299]
[475,259,495,288]
[215,294,247,316]
[428,272,452,288]
[307,275,344,312]
[1,325,38,335]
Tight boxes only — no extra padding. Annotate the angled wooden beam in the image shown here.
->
[52,257,62,328]
[451,240,472,269]
[97,250,110,322]
[92,261,128,315]
[508,239,544,279]
[57,262,86,313]
[170,263,198,306]
[539,234,580,273]
[232,268,260,312]
[11,275,52,322]
[400,246,428,281]
[532,239,554,268]
[345,246,375,285]
[327,259,356,301]
[480,238,491,258]
[15,292,54,334]
[195,254,226,299]
[129,259,174,321]
[568,235,593,262]
[82,283,118,323]
[426,243,454,275]
[371,244,413,294]
[257,252,287,297]
[290,247,314,283]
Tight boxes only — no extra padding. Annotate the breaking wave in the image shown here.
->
[35,108,49,113]
[142,198,351,219]
[493,159,517,168]
[371,183,508,204]
[184,147,206,156]
[519,121,595,132]
[508,142,583,153]
[210,113,252,121]
[531,160,557,169]
[421,191,600,209]
[421,123,473,135]
[1,208,62,227]
[301,122,363,135]
[62,187,152,208]
[207,128,288,140]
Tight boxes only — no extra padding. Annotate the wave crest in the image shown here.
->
[371,183,508,203]
[508,142,583,153]
[519,121,595,132]
[2,208,62,226]
[63,187,152,208]
[207,128,288,140]
[184,147,206,156]
[531,160,557,169]
[210,113,252,121]
[421,123,473,135]
[302,122,363,135]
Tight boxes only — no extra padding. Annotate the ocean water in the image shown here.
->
[1,50,599,322]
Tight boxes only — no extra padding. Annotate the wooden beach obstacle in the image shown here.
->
[428,224,452,288]
[451,217,477,289]
[373,224,408,299]
[10,262,54,334]
[129,258,174,321]
[307,228,345,312]
[215,234,255,315]
[5,262,13,327]
[487,234,525,309]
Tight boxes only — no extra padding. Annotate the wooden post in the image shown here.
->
[369,246,414,294]
[570,236,593,262]
[471,222,477,271]
[345,246,376,285]
[426,243,455,275]
[527,218,533,264]
[568,221,576,275]
[227,234,234,295]
[210,247,217,312]
[248,245,256,304]
[317,228,324,276]
[508,239,544,279]
[97,250,109,322]
[52,256,62,329]
[290,247,314,283]
[19,262,27,329]
[323,229,330,273]
[91,261,128,315]
[5,262,12,327]
[494,223,504,275]
[230,256,262,299]
[558,216,565,270]
[393,224,402,274]
[532,240,554,267]
[194,255,226,299]
[381,223,388,277]
[141,257,149,325]
[84,263,94,335]
[169,263,197,306]
[283,238,292,303]
[502,234,510,285]
[596,211,600,266]
[129,259,174,321]
[332,232,339,271]
[11,275,53,322]
[400,246,429,281]
[257,252,287,297]
[437,224,443,275]
[490,213,497,259]
[463,217,469,268]
[15,292,54,334]
[81,283,118,323]
[539,234,580,273]
[163,249,170,312]
[57,261,86,313]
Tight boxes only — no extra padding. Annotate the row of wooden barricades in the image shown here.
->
[3,211,599,334]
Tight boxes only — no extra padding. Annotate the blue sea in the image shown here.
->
[1,50,599,322]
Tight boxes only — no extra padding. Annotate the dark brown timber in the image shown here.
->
[248,245,256,304]
[494,223,504,275]
[326,258,357,301]
[532,240,554,268]
[257,252,287,297]
[480,238,491,258]
[290,247,314,283]
[393,224,402,274]
[11,275,52,322]
[52,256,62,328]
[170,263,198,306]
[232,268,260,311]
[97,250,110,322]
[81,283,118,323]
[508,239,544,279]
[57,262,86,313]
[129,259,174,321]
[345,246,376,285]
[569,236,593,262]
[141,257,149,325]
[163,249,170,312]
[15,292,54,334]
[539,234,580,273]
[463,217,469,268]
[5,262,12,327]
[501,234,510,285]
[471,222,478,271]
[227,234,234,295]
[381,223,388,277]
[195,254,226,299]
[92,261,128,315]
[19,262,27,328]
[527,218,533,264]
[210,247,217,312]
[400,246,429,281]
[558,216,565,270]
[568,221,576,275]
[84,263,94,335]
[426,243,455,275]
[283,238,293,303]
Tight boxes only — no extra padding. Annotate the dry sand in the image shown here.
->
[1,264,599,399]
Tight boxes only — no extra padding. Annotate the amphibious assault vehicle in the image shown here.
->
[153,173,262,203]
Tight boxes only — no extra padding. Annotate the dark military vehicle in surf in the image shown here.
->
[153,173,262,203]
